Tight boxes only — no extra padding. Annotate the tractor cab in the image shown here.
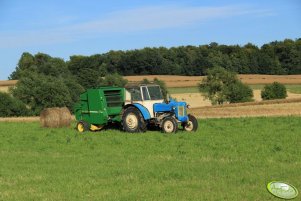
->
[125,84,164,102]
[125,84,164,118]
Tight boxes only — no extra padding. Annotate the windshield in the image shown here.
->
[147,86,163,100]
[127,87,142,101]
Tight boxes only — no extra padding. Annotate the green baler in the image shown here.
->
[74,87,125,132]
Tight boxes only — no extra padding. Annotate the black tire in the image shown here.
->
[76,121,89,132]
[122,107,146,133]
[182,114,198,132]
[161,117,178,134]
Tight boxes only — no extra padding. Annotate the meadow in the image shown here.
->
[1,117,300,201]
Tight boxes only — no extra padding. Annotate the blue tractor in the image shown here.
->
[122,84,198,133]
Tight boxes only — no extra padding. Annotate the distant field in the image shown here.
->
[1,117,300,201]
[1,75,301,91]
[189,101,301,118]
[125,74,301,87]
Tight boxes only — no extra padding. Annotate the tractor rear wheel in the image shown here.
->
[76,121,89,133]
[122,107,146,133]
[162,117,178,134]
[182,114,198,132]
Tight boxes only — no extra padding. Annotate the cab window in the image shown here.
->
[142,86,150,100]
[147,86,163,100]
[127,87,142,101]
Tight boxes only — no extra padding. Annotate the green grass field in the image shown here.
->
[168,84,301,94]
[1,117,300,201]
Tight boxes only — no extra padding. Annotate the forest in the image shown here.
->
[10,38,301,83]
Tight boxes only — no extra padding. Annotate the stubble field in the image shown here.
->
[125,74,301,87]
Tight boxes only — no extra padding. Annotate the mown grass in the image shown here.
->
[169,84,301,94]
[0,117,300,201]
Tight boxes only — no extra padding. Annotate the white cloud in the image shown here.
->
[0,5,273,48]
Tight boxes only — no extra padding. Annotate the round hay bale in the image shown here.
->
[58,107,71,127]
[40,107,61,128]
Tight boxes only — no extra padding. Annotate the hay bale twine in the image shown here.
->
[40,107,71,128]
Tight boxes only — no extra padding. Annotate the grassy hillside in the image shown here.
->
[0,117,300,200]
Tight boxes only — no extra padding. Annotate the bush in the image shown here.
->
[261,82,287,100]
[63,78,85,106]
[11,73,73,115]
[199,67,253,104]
[0,92,30,117]
[225,82,253,103]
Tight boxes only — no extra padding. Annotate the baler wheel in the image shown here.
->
[76,121,89,132]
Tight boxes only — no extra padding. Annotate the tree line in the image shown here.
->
[10,38,301,83]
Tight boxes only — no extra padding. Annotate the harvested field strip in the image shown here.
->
[1,75,301,88]
[198,97,301,109]
[0,80,18,86]
[189,102,301,118]
[125,74,301,87]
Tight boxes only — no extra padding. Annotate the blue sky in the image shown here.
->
[0,0,300,80]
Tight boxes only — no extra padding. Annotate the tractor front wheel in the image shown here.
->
[162,117,178,134]
[76,121,89,133]
[122,107,146,133]
[182,114,198,132]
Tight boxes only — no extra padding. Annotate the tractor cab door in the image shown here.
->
[140,86,164,118]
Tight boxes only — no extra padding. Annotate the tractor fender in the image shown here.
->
[123,103,151,120]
